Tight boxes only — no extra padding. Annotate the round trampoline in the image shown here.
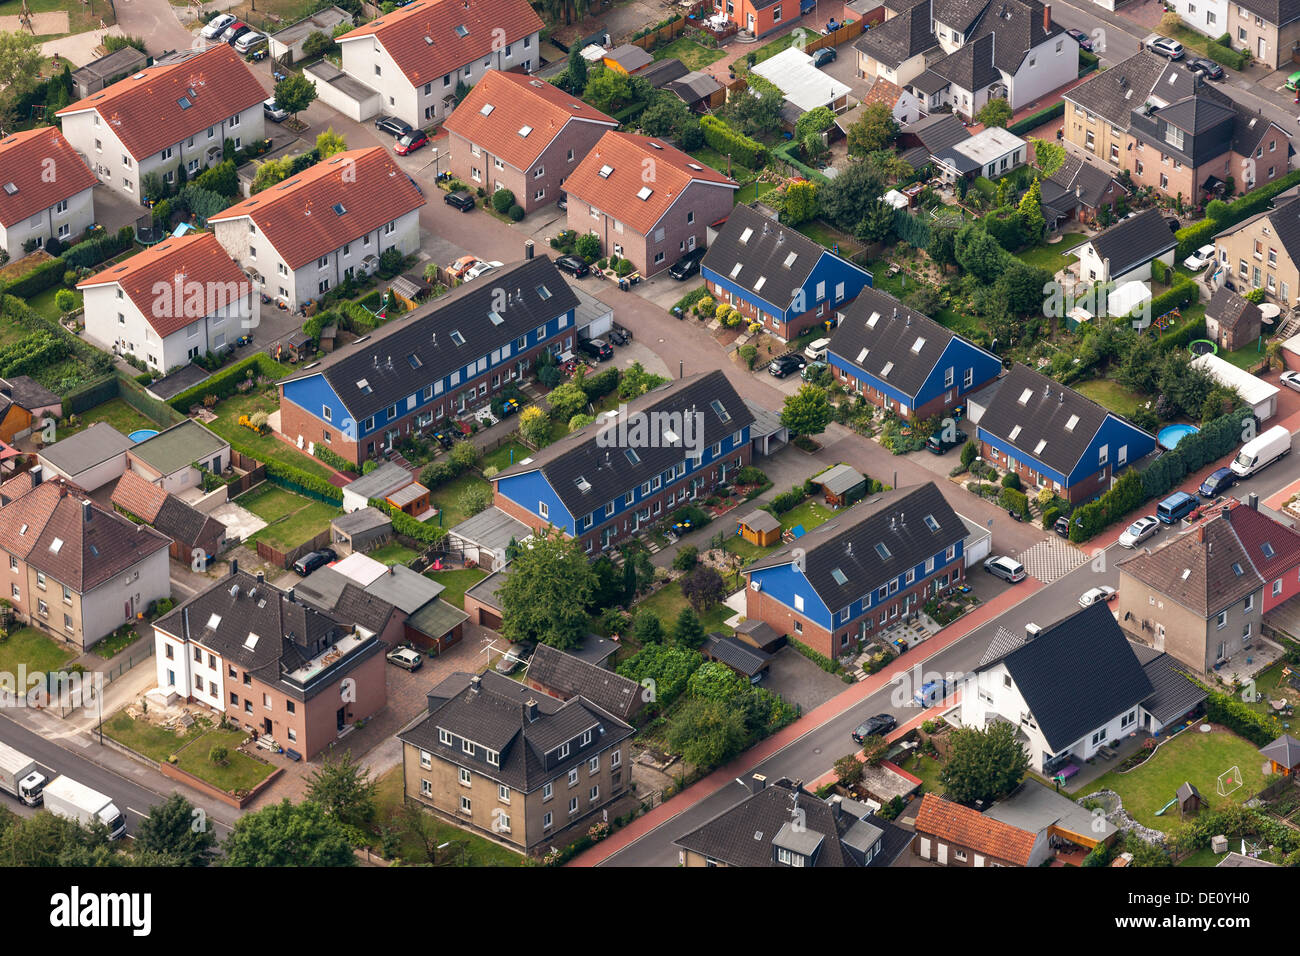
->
[1189,339,1218,357]
[1158,423,1200,451]
[128,429,159,443]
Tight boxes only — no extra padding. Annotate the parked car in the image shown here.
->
[913,679,949,707]
[233,31,266,54]
[852,713,897,742]
[386,647,422,671]
[1053,514,1071,538]
[262,98,288,122]
[1281,370,1300,393]
[578,338,613,361]
[1118,515,1159,548]
[1066,27,1093,51]
[395,129,429,155]
[804,337,832,361]
[768,353,806,378]
[292,548,337,576]
[1079,585,1117,608]
[1183,244,1216,271]
[464,259,503,281]
[925,428,967,455]
[1199,465,1237,498]
[801,360,828,382]
[1145,35,1184,59]
[983,555,1027,583]
[375,115,413,138]
[554,255,590,278]
[447,254,478,280]
[201,13,236,39]
[811,47,836,67]
[220,22,250,43]
[444,190,476,212]
[494,645,525,675]
[668,246,706,280]
[1187,57,1224,80]
[1289,69,1300,91]
[1156,490,1199,524]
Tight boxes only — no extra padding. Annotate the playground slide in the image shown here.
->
[1154,797,1177,816]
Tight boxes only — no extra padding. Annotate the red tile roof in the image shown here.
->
[336,0,544,87]
[207,147,425,270]
[0,128,99,229]
[111,469,167,523]
[444,70,616,172]
[56,45,266,161]
[1224,500,1300,580]
[77,232,250,338]
[563,131,737,237]
[914,793,1037,866]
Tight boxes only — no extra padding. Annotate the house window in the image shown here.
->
[421,779,432,796]
[568,768,579,786]
[420,750,431,769]
[460,796,471,813]
[1217,609,1228,629]
[459,767,471,786]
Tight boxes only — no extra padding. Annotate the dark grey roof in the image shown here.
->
[901,112,971,169]
[0,376,59,411]
[331,581,397,636]
[740,508,780,534]
[1261,194,1300,265]
[1232,107,1291,160]
[989,602,1154,753]
[1207,285,1263,333]
[702,633,772,677]
[746,483,966,610]
[406,598,469,639]
[818,463,866,496]
[1064,50,1166,128]
[342,461,414,500]
[734,618,783,650]
[153,494,222,548]
[1260,733,1300,768]
[933,0,990,33]
[293,257,580,421]
[1087,207,1177,277]
[526,642,642,719]
[446,505,531,554]
[1232,0,1300,26]
[363,564,443,614]
[331,506,393,536]
[465,566,509,612]
[909,70,950,95]
[970,0,1063,74]
[827,285,995,400]
[72,46,147,83]
[1176,781,1201,803]
[1132,646,1207,726]
[1046,153,1126,209]
[855,0,938,68]
[398,670,634,793]
[1117,515,1263,618]
[927,34,1000,95]
[496,370,752,521]
[606,44,653,72]
[666,70,723,104]
[40,423,132,474]
[638,57,690,88]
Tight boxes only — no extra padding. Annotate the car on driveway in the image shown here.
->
[555,255,590,278]
[768,353,805,378]
[386,647,422,671]
[1183,244,1216,271]
[1199,466,1237,498]
[375,115,412,138]
[925,428,967,455]
[395,129,429,155]
[1118,515,1159,548]
[578,337,613,361]
[444,190,476,212]
[1187,57,1224,80]
[1079,585,1117,608]
[221,22,250,44]
[801,360,828,382]
[984,555,1026,582]
[852,713,897,742]
[556,193,568,211]
[464,259,503,281]
[1066,27,1093,51]
[804,337,831,360]
[233,31,266,54]
[292,547,337,576]
[202,13,236,39]
[447,254,478,280]
[812,47,837,67]
[1282,370,1300,393]
[1054,514,1071,538]
[1145,35,1184,59]
[668,246,706,280]
[494,645,525,675]
[262,98,288,122]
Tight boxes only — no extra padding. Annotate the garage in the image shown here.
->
[959,513,991,569]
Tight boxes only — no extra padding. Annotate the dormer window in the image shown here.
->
[581,728,592,746]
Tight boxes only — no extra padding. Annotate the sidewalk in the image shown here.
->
[569,576,1043,865]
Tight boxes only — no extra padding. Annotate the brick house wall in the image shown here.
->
[833,366,963,422]
[448,122,611,215]
[705,276,840,341]
[979,438,1110,504]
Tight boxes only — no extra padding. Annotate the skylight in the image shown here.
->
[663,428,680,445]
[206,613,221,630]
[1262,542,1276,558]
[455,24,469,36]
[177,96,192,109]
[2,183,17,196]
[856,347,870,364]
[730,263,743,278]
[333,202,347,215]
[754,276,766,292]
[911,337,925,353]
[636,186,653,200]
[624,448,640,464]
[49,537,63,554]
[866,311,880,328]
[480,103,495,116]
[1018,388,1033,405]
[875,542,891,559]
[783,252,798,268]
[1232,562,1244,576]
[424,35,434,45]
[739,227,753,243]
[450,330,465,345]
[488,311,504,326]
[598,164,614,178]
[1065,414,1080,431]
[686,162,703,170]
[519,125,533,137]
[408,354,422,369]
[1009,425,1022,441]
[923,514,939,532]
[244,632,260,650]
[357,378,372,394]
[1034,439,1047,455]
[17,524,26,535]
[536,284,552,299]
[831,568,848,585]
[711,399,731,423]
[576,476,591,492]
[880,361,894,377]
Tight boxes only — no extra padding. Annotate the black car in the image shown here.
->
[668,246,706,280]
[555,255,590,278]
[578,338,613,361]
[292,547,337,576]
[811,47,836,67]
[1066,27,1093,51]
[1053,515,1070,538]
[924,428,967,455]
[852,714,897,743]
[375,115,413,138]
[1187,57,1224,80]
[768,353,805,378]
[444,190,476,212]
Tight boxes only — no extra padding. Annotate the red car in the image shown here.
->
[395,129,429,155]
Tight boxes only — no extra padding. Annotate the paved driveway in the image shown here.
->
[763,646,851,714]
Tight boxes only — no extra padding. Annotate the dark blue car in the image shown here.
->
[1199,466,1236,499]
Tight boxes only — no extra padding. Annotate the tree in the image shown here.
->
[251,156,294,194]
[671,606,706,649]
[834,754,865,787]
[273,72,318,120]
[222,800,356,867]
[780,384,834,437]
[633,610,664,645]
[794,105,835,144]
[302,29,336,59]
[855,198,895,244]
[0,31,43,97]
[0,810,112,867]
[1159,10,1184,33]
[928,227,958,270]
[680,565,726,614]
[939,722,1030,805]
[499,526,596,650]
[665,697,748,768]
[1017,177,1046,242]
[305,751,377,831]
[140,171,166,204]
[975,97,1013,129]
[54,289,76,314]
[780,180,818,226]
[995,262,1052,316]
[133,793,216,866]
[457,482,493,517]
[1031,137,1066,176]
[519,406,550,446]
[672,545,699,572]
[954,224,1005,283]
[315,127,347,159]
[567,45,588,94]
[720,74,784,138]
[583,66,637,112]
[687,661,747,702]
[846,102,898,156]
[860,735,889,765]
[569,412,595,431]
[575,232,601,263]
[818,157,886,231]
[546,381,588,421]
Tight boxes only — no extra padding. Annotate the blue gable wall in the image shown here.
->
[495,471,576,535]
[283,375,353,436]
[914,339,1002,410]
[1067,415,1156,486]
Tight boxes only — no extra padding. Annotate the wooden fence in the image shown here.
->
[256,528,331,570]
[630,17,689,51]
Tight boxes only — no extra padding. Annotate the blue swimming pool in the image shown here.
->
[128,429,159,443]
[1158,423,1199,451]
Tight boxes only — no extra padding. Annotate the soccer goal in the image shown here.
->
[1218,766,1243,797]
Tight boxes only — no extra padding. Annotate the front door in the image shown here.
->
[337,706,346,732]
[747,13,755,31]
[1259,37,1268,60]
[687,235,696,251]
[263,717,272,735]
[937,843,948,865]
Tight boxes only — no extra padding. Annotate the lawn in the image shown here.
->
[6,0,115,35]
[238,483,340,550]
[735,181,777,205]
[779,497,835,534]
[428,472,493,529]
[205,389,334,480]
[1073,727,1268,831]
[0,627,75,674]
[636,579,734,632]
[1219,337,1269,372]
[92,625,146,660]
[368,541,420,566]
[1017,233,1088,274]
[426,567,488,609]
[734,28,803,74]
[895,748,946,795]
[104,711,204,763]
[174,727,276,793]
[1075,378,1150,419]
[59,398,159,441]
[797,220,863,259]
[689,146,753,181]
[481,441,531,473]
[26,286,81,324]
[652,36,725,70]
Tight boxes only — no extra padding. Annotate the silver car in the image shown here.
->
[984,555,1026,583]
[200,13,235,40]
[1118,515,1159,548]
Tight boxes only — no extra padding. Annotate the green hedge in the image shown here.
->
[1007,101,1064,137]
[167,353,292,412]
[1157,313,1208,351]
[264,460,342,505]
[61,228,134,271]
[1206,41,1248,70]
[368,497,448,546]
[772,139,829,185]
[1078,49,1100,74]
[1142,276,1200,324]
[1205,690,1283,747]
[314,444,357,475]
[700,115,768,169]
[1,257,65,299]
[1175,168,1300,258]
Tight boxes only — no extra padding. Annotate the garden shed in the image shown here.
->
[816,463,867,507]
[1176,781,1205,816]
[1260,733,1300,775]
[738,509,782,547]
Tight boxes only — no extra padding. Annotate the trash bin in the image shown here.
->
[619,278,629,291]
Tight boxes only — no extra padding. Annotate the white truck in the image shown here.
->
[42,776,126,839]
[1230,425,1292,478]
[0,742,45,807]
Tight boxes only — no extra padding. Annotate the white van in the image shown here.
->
[1230,425,1291,478]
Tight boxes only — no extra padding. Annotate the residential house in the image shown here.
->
[1205,285,1264,351]
[0,127,97,258]
[973,363,1156,503]
[1171,0,1229,39]
[826,286,1002,422]
[1039,152,1128,227]
[56,45,266,204]
[1225,0,1300,69]
[958,602,1159,774]
[934,126,1028,182]
[111,469,227,564]
[79,233,254,373]
[151,565,387,758]
[751,47,852,117]
[744,482,968,659]
[676,774,913,866]
[398,670,634,854]
[126,419,230,495]
[913,792,1040,866]
[0,377,61,445]
[278,255,582,466]
[70,46,149,99]
[1221,495,1300,611]
[320,551,466,651]
[208,147,425,311]
[700,204,874,341]
[895,112,972,176]
[37,423,134,492]
[0,468,171,651]
[334,0,544,130]
[493,370,754,553]
[564,131,738,277]
[835,80,926,136]
[713,0,800,39]
[444,69,618,214]
[1212,192,1300,306]
[1074,208,1178,285]
[855,0,941,87]
[524,642,644,721]
[1116,512,1264,674]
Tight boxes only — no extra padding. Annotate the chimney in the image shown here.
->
[470,675,482,694]
[750,773,767,793]
[256,571,265,584]
[830,793,843,819]
[230,558,238,576]
[287,587,296,603]
[1025,622,1041,642]
[524,239,534,260]
[29,465,41,485]
[525,698,538,721]
[1249,493,1259,510]
[1199,524,1205,542]
[1043,3,1050,33]
[82,499,92,521]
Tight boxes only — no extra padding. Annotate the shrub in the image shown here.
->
[739,345,758,369]
[1206,690,1282,746]
[999,487,1029,518]
[1000,471,1021,491]
[699,114,767,168]
[575,233,601,262]
[54,289,76,313]
[672,545,699,572]
[167,353,289,412]
[491,188,516,213]
[508,204,524,222]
